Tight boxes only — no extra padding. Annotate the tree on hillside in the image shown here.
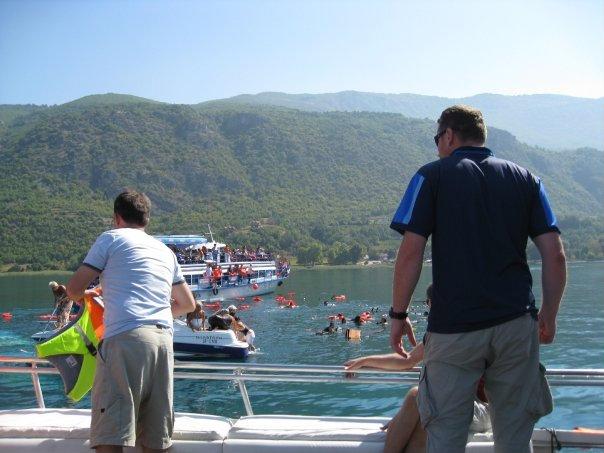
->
[296,242,323,265]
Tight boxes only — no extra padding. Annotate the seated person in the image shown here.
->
[344,344,490,453]
[231,316,256,351]
[207,305,237,330]
[207,312,232,331]
[186,302,206,331]
[344,283,489,453]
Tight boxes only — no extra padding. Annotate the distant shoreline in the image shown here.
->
[1,260,602,276]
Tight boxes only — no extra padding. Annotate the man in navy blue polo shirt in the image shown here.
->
[388,105,566,453]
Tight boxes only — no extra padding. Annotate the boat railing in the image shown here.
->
[1,355,603,416]
[181,260,277,272]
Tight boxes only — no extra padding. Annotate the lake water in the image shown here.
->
[0,262,602,431]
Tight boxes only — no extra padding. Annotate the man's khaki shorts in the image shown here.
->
[417,314,553,453]
[90,325,174,450]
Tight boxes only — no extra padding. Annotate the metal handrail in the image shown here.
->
[1,355,603,416]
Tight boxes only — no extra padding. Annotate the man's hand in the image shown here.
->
[390,317,417,357]
[538,308,556,344]
[532,232,566,345]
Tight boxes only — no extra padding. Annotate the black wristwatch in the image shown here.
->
[389,307,409,320]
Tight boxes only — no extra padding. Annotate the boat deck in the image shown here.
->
[1,357,603,452]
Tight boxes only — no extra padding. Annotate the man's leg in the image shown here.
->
[419,331,488,453]
[90,332,139,450]
[137,327,174,451]
[485,314,552,453]
[383,386,423,453]
[95,447,122,453]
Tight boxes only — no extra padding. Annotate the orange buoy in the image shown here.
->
[252,296,262,302]
[275,295,285,302]
[252,283,259,290]
[332,294,346,302]
[239,304,250,310]
[2,312,13,320]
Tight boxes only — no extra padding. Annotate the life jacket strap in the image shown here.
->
[74,324,98,357]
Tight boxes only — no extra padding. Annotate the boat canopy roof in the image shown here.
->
[154,235,208,246]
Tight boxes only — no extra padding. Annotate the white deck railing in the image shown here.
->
[1,355,603,416]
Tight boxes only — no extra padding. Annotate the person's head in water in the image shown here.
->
[425,283,433,308]
[227,305,237,316]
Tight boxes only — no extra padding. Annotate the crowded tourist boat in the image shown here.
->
[155,233,290,301]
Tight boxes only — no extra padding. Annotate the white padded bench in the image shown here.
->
[0,409,231,453]
[2,409,600,452]
[224,414,497,453]
[224,415,389,453]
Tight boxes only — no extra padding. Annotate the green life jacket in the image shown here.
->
[36,298,101,402]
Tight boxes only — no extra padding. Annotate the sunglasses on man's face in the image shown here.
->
[433,129,446,146]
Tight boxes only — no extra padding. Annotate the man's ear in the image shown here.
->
[113,213,124,227]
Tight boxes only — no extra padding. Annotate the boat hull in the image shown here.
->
[33,321,251,360]
[192,278,284,301]
[172,320,249,360]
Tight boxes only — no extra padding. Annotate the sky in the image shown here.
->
[0,0,603,105]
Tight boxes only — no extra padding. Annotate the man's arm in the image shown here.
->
[171,282,196,317]
[345,342,425,371]
[532,232,566,344]
[66,265,101,301]
[390,231,426,356]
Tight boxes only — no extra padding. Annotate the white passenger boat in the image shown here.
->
[154,233,290,302]
[0,356,603,452]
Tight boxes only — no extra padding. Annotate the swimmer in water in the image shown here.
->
[353,315,366,326]
[376,314,388,325]
[316,320,338,335]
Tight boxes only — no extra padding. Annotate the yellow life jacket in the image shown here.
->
[36,290,104,402]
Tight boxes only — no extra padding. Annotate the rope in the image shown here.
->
[541,427,562,452]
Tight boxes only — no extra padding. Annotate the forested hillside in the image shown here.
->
[221,91,604,151]
[0,99,602,270]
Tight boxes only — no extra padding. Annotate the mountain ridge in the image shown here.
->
[217,91,604,150]
[0,101,601,270]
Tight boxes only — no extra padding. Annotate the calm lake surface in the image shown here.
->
[1,262,602,430]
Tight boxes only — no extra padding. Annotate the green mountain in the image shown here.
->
[62,93,162,107]
[218,91,604,151]
[0,102,602,270]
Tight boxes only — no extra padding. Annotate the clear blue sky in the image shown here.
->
[1,0,602,105]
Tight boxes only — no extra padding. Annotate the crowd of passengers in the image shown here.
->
[191,261,290,289]
[168,244,274,265]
